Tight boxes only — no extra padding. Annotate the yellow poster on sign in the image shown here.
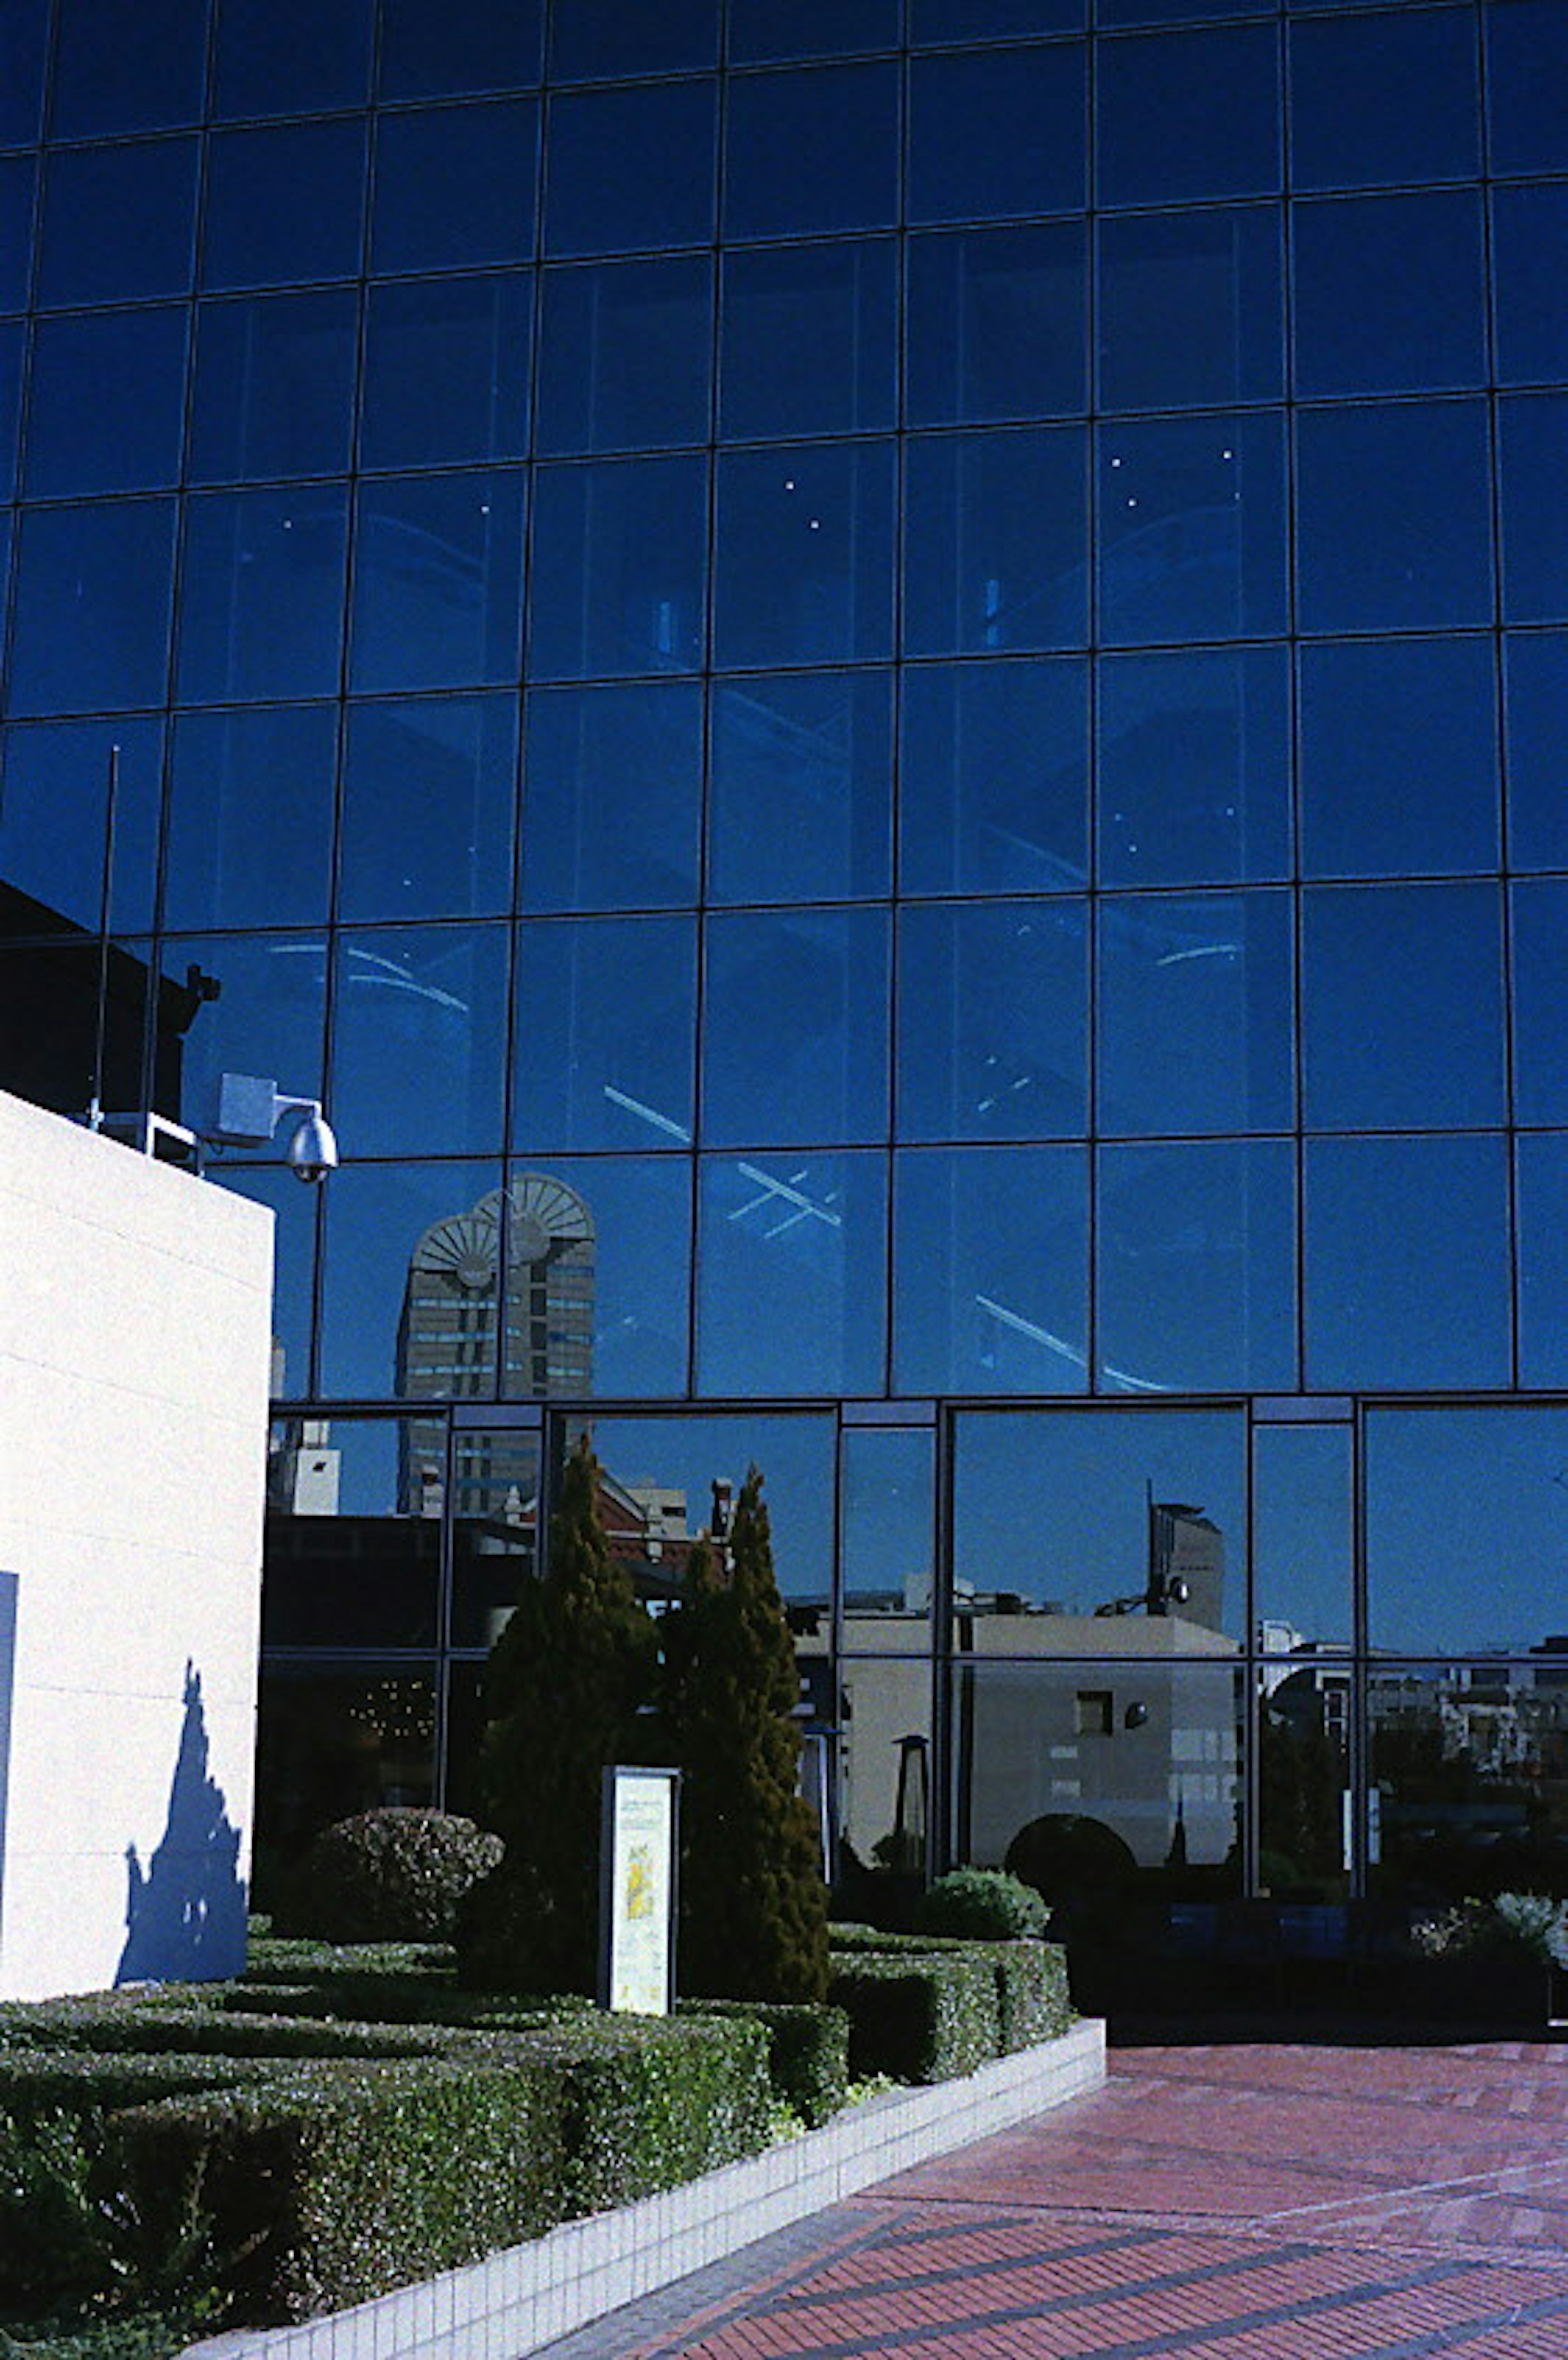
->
[602,1767,678,2014]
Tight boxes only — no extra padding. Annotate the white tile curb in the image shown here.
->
[183,2018,1106,2360]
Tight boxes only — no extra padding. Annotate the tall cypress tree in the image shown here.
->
[663,1466,830,2003]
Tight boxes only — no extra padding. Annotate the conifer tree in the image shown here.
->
[662,1466,830,2002]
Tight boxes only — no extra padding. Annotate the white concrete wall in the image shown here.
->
[0,1090,273,2000]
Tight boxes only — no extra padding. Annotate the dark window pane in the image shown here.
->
[528,455,708,680]
[545,81,716,257]
[155,929,327,1140]
[1098,205,1282,412]
[203,120,366,289]
[698,1151,886,1397]
[913,0,1083,36]
[1302,884,1503,1131]
[1518,1135,1568,1387]
[897,899,1086,1142]
[1293,190,1485,398]
[499,1160,692,1401]
[702,907,889,1148]
[1505,632,1568,869]
[349,472,526,693]
[339,695,517,922]
[1100,412,1285,646]
[52,0,207,136]
[512,915,695,1152]
[371,102,538,275]
[177,486,348,702]
[1512,881,1568,1126]
[164,705,336,930]
[333,924,509,1156]
[537,256,710,455]
[24,307,187,496]
[1098,25,1280,206]
[724,62,898,240]
[900,656,1088,896]
[1100,1140,1296,1393]
[9,499,176,715]
[1499,394,1568,626]
[722,240,895,440]
[1494,184,1568,387]
[1253,1423,1351,1652]
[254,1666,436,1887]
[1299,638,1498,880]
[550,0,717,78]
[191,289,358,482]
[0,155,31,313]
[909,45,1086,223]
[38,139,197,307]
[0,320,18,498]
[379,0,543,99]
[0,715,163,932]
[731,0,900,62]
[1303,1135,1510,1389]
[0,0,48,144]
[521,680,702,913]
[361,276,529,472]
[908,222,1085,427]
[319,1159,500,1398]
[1296,401,1492,633]
[1290,7,1480,191]
[265,1424,438,1640]
[894,1147,1087,1394]
[1098,889,1293,1136]
[904,427,1087,655]
[1488,0,1568,174]
[213,0,372,117]
[1366,1408,1568,1655]
[708,670,891,904]
[715,442,895,669]
[1098,646,1290,888]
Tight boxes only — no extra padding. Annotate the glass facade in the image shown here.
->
[4,0,1567,1919]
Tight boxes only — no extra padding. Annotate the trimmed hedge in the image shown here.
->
[827,1950,999,2084]
[682,2000,849,2128]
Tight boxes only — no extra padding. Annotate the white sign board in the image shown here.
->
[600,1766,679,2015]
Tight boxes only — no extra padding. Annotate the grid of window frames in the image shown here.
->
[3,0,1567,1917]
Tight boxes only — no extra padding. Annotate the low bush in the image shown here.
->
[281,1810,503,1945]
[682,2001,849,2128]
[827,1950,999,2084]
[914,1869,1049,1942]
[1413,1890,1568,1970]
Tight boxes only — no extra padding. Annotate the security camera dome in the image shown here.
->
[287,1110,339,1183]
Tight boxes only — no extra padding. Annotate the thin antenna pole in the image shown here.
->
[86,742,120,1128]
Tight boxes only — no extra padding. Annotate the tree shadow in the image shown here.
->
[116,1660,248,1985]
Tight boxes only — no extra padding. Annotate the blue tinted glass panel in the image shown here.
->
[1293,191,1485,398]
[1103,0,1272,18]
[1499,396,1568,626]
[528,455,708,679]
[1486,0,1568,174]
[537,257,710,454]
[371,102,538,275]
[1098,206,1283,411]
[1296,401,1492,633]
[318,1159,500,1399]
[0,156,34,312]
[512,915,695,1152]
[911,0,1082,36]
[1098,26,1280,206]
[9,500,176,715]
[213,0,371,116]
[721,240,895,440]
[0,321,18,498]
[361,277,529,471]
[545,82,716,257]
[908,45,1086,224]
[709,672,891,905]
[702,907,889,1149]
[1098,646,1290,887]
[1290,9,1479,191]
[907,223,1085,427]
[339,696,517,922]
[52,0,207,135]
[177,485,349,702]
[1098,889,1294,1136]
[897,899,1086,1142]
[698,1151,886,1398]
[156,930,327,1139]
[1304,1135,1510,1390]
[724,62,898,239]
[38,140,197,307]
[1099,1140,1296,1394]
[381,0,541,97]
[191,289,358,482]
[550,0,717,78]
[1494,185,1568,386]
[500,1158,690,1400]
[203,121,366,289]
[1301,884,1504,1131]
[904,427,1087,656]
[521,681,702,912]
[164,705,336,929]
[211,1166,316,1398]
[1299,638,1498,879]
[0,716,162,932]
[349,472,526,693]
[731,0,900,60]
[334,924,509,1156]
[899,657,1088,896]
[714,442,895,670]
[1253,1422,1351,1652]
[1517,1135,1568,1387]
[893,1146,1087,1395]
[1512,881,1568,1125]
[841,1425,935,1631]
[1504,633,1568,869]
[0,0,47,143]
[24,309,186,496]
[1100,412,1285,646]
[1367,1407,1568,1654]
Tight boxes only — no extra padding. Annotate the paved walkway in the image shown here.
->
[537,2039,1568,2359]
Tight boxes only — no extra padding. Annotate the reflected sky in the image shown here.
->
[1366,1406,1568,1655]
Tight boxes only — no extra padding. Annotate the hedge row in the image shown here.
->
[826,1932,1074,2083]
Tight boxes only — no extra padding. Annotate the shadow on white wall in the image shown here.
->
[116,1661,247,1985]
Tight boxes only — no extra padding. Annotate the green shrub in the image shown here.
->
[281,1810,503,1944]
[985,1941,1074,2053]
[827,1952,999,2084]
[1414,1891,1568,1970]
[681,2002,849,2128]
[915,1869,1049,1941]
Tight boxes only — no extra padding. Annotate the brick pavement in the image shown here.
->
[534,2039,1568,2359]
